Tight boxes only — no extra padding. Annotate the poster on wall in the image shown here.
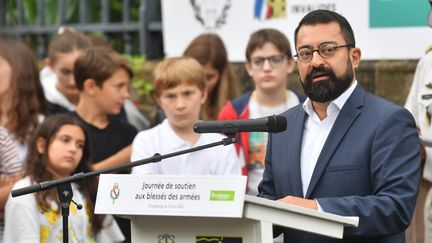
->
[162,0,432,61]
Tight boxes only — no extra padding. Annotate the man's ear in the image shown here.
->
[351,47,361,69]
[83,79,98,95]
[36,137,46,154]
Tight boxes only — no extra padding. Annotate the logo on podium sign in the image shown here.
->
[158,233,175,243]
[196,236,243,243]
[110,183,120,204]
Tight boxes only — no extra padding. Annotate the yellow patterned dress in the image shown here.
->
[4,177,96,243]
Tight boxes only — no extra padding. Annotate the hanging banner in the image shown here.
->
[162,0,432,61]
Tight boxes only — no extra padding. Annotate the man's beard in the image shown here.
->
[300,60,354,103]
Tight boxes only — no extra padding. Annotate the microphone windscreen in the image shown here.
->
[268,115,287,133]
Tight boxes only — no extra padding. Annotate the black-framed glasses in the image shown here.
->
[250,54,287,70]
[294,43,354,63]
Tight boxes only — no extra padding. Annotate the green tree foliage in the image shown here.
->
[5,0,141,25]
[4,0,155,114]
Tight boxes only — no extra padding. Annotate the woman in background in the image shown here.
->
[0,38,47,160]
[40,28,91,115]
[183,33,240,120]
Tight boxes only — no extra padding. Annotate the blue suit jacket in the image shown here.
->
[258,85,421,243]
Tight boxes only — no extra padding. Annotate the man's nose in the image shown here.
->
[310,51,325,67]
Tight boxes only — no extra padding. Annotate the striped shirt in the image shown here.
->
[0,127,23,177]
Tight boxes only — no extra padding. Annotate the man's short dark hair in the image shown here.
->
[294,10,356,49]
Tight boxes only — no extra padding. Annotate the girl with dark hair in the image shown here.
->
[183,33,240,120]
[0,38,48,158]
[0,37,47,243]
[41,28,92,113]
[4,114,124,242]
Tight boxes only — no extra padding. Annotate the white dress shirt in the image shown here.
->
[300,81,358,197]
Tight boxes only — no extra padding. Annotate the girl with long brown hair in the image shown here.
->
[0,40,47,236]
[183,33,240,119]
[4,114,123,242]
[0,38,47,157]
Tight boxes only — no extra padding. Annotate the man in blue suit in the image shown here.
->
[258,10,421,243]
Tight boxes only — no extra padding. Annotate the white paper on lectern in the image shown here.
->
[94,174,247,218]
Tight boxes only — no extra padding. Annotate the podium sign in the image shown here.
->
[95,174,247,218]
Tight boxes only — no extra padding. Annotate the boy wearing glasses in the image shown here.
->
[258,10,420,243]
[218,28,305,196]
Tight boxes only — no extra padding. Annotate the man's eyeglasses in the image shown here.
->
[294,43,354,63]
[250,55,287,70]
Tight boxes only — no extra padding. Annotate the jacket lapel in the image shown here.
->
[288,106,308,197]
[305,85,365,198]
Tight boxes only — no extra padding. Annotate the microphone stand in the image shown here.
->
[57,183,73,243]
[11,135,236,243]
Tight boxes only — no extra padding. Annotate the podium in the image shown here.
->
[126,195,358,242]
[95,174,358,242]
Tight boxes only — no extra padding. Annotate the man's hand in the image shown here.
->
[277,196,318,210]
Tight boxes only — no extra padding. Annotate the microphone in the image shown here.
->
[193,115,287,134]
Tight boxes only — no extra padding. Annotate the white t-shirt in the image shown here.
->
[247,90,300,195]
[131,119,241,175]
[4,177,124,243]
